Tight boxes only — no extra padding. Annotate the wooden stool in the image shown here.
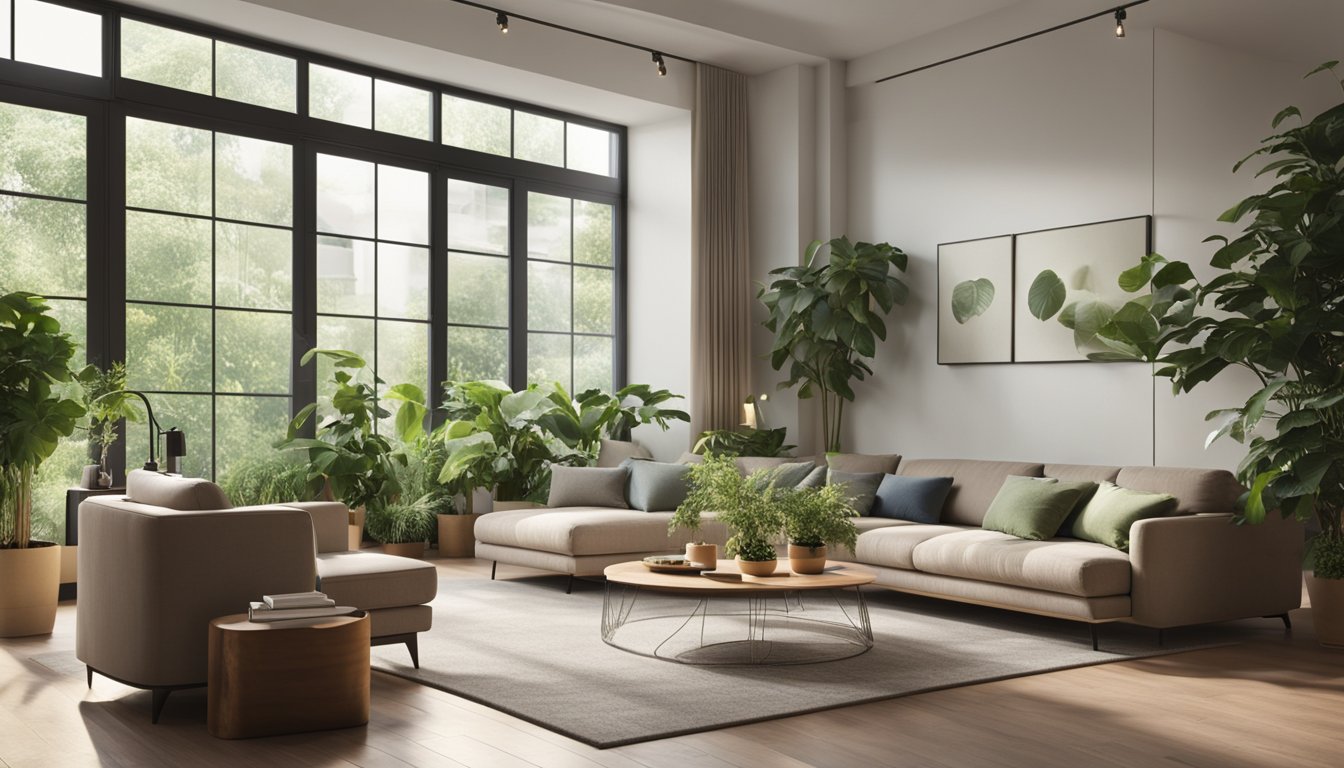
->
[207,611,370,739]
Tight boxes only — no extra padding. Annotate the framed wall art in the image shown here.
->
[937,235,1014,364]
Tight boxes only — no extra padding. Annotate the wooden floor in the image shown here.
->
[2,557,1341,768]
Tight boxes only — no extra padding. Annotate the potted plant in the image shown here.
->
[0,292,86,637]
[780,483,858,574]
[667,488,718,570]
[278,349,425,549]
[391,434,473,558]
[1071,63,1344,645]
[758,236,910,452]
[674,455,786,577]
[693,426,795,458]
[539,383,689,463]
[77,362,139,488]
[365,494,439,558]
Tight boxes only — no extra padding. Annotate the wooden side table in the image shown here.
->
[207,611,371,739]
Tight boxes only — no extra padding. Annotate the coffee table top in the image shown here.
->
[604,559,875,593]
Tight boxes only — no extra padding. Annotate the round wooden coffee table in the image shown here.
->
[602,559,876,665]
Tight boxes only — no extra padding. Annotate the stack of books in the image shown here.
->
[247,591,357,622]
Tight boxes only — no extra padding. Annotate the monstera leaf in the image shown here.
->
[950,278,995,324]
[1028,270,1066,321]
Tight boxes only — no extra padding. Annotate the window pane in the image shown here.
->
[574,267,613,334]
[317,236,375,316]
[527,192,570,262]
[216,133,292,226]
[441,95,509,157]
[574,200,614,266]
[377,320,429,432]
[566,124,612,176]
[514,112,564,166]
[216,222,291,310]
[125,211,211,304]
[45,298,85,359]
[1,5,10,59]
[216,310,290,394]
[216,41,296,113]
[32,434,86,542]
[574,335,613,393]
[376,164,428,245]
[527,333,570,391]
[448,253,507,327]
[447,179,508,255]
[316,316,375,404]
[217,396,290,478]
[447,326,508,383]
[309,64,372,129]
[316,154,374,238]
[120,19,211,95]
[527,261,570,332]
[126,303,213,391]
[0,102,86,199]
[377,243,429,320]
[375,80,431,140]
[126,393,213,478]
[14,0,101,77]
[126,117,211,216]
[0,197,84,298]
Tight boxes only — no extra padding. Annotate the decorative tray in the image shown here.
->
[641,555,707,574]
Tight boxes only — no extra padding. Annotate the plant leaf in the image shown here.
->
[950,278,995,324]
[1027,270,1066,321]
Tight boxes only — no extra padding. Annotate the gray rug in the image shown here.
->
[371,574,1262,748]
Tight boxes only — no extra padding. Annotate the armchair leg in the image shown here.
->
[1089,624,1099,651]
[86,666,93,689]
[1266,612,1292,631]
[151,688,171,724]
[371,633,420,669]
[491,561,497,580]
[407,634,420,669]
[566,574,574,595]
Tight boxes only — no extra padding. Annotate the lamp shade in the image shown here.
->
[164,428,186,458]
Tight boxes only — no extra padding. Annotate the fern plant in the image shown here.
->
[364,493,438,545]
[673,455,786,562]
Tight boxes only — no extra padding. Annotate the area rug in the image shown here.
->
[371,574,1260,748]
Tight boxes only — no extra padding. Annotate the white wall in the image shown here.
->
[837,25,1335,469]
[627,114,693,460]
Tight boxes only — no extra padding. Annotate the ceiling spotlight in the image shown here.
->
[1114,8,1126,38]
[652,51,667,77]
[496,11,509,34]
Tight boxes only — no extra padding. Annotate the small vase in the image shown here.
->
[79,465,100,490]
[788,544,827,575]
[685,543,718,570]
[1306,573,1344,648]
[736,556,778,577]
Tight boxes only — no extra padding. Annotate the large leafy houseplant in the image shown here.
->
[759,236,910,452]
[692,426,794,458]
[1060,64,1344,577]
[538,383,689,462]
[0,292,86,549]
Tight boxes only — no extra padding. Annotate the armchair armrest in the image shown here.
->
[282,501,351,553]
[75,498,317,687]
[1129,512,1303,628]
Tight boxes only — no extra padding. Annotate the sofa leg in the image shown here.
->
[566,574,574,595]
[151,688,171,724]
[491,561,497,580]
[406,634,420,669]
[1089,624,1099,652]
[86,666,93,689]
[1266,612,1292,631]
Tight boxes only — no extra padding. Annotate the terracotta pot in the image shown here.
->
[788,544,828,575]
[0,542,61,638]
[685,543,718,570]
[437,513,482,558]
[1306,573,1344,648]
[347,505,366,551]
[736,556,778,577]
[381,541,426,559]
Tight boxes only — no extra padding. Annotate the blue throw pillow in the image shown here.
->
[870,474,954,524]
[622,459,692,512]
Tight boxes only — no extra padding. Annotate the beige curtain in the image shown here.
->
[690,63,751,438]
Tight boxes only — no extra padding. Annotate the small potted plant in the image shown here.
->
[78,362,139,488]
[365,494,439,558]
[675,455,785,577]
[668,495,718,570]
[780,484,858,574]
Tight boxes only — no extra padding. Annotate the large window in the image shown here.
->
[123,116,294,478]
[0,6,625,483]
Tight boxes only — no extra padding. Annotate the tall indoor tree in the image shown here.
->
[758,236,910,452]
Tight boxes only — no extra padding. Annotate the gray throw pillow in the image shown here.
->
[547,465,629,509]
[622,459,692,512]
[797,465,827,489]
[750,461,816,490]
[871,474,953,523]
[827,470,885,516]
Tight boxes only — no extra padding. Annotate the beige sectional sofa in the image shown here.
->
[76,471,437,722]
[475,456,1304,641]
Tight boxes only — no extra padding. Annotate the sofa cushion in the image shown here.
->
[983,477,1095,541]
[898,459,1045,526]
[828,470,884,515]
[797,465,826,489]
[1045,463,1121,484]
[912,529,1132,598]
[475,507,724,556]
[596,439,652,468]
[735,456,793,475]
[1072,481,1177,551]
[316,551,438,610]
[759,461,816,489]
[1114,466,1242,515]
[827,452,902,475]
[871,474,954,524]
[125,469,232,511]
[854,523,967,569]
[623,460,690,512]
[547,465,629,509]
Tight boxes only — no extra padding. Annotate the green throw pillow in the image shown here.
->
[981,476,1096,541]
[1071,481,1177,551]
[827,470,884,516]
